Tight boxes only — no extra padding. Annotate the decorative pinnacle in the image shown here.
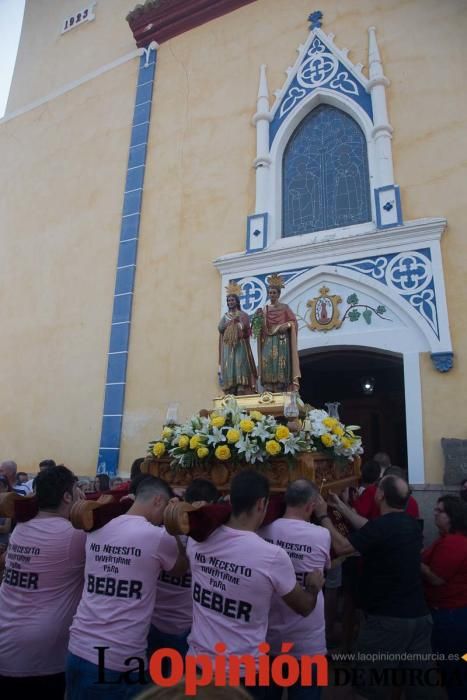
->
[308,10,323,30]
[368,26,383,79]
[257,64,269,101]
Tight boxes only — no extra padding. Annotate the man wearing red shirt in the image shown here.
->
[354,482,420,520]
[333,466,420,529]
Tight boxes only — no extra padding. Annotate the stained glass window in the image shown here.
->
[282,104,371,236]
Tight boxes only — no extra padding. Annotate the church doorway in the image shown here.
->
[299,347,407,469]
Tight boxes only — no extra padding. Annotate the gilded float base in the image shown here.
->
[142,452,360,494]
[212,392,308,418]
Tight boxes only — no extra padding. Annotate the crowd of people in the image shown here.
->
[0,455,466,700]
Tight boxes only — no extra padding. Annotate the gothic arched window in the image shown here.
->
[282,104,371,237]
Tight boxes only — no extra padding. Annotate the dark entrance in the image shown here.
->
[299,347,407,469]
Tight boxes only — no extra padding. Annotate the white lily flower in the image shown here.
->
[237,436,261,462]
[282,436,302,455]
[206,427,227,445]
[251,423,273,440]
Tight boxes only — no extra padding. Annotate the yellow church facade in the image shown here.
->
[1,0,466,487]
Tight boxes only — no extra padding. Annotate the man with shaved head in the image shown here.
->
[0,460,30,495]
[314,475,435,699]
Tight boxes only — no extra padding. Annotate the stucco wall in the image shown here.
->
[121,0,467,481]
[7,0,135,114]
[1,0,466,478]
[0,59,136,472]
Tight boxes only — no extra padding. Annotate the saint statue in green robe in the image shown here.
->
[218,285,257,395]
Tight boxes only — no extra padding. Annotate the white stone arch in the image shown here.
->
[268,89,377,244]
[280,264,435,353]
[278,264,426,483]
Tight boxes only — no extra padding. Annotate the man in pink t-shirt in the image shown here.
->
[67,476,188,700]
[187,470,324,699]
[259,479,331,700]
[0,465,86,700]
[148,479,220,665]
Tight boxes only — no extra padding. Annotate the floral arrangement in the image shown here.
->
[306,409,363,460]
[149,399,363,469]
[149,399,307,469]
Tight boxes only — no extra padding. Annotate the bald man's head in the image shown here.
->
[378,474,410,510]
[0,460,17,487]
[285,479,319,507]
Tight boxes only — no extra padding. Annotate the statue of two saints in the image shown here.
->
[218,275,301,395]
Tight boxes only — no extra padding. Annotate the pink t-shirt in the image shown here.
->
[0,515,86,677]
[187,525,296,668]
[152,534,192,635]
[68,514,178,671]
[259,518,331,656]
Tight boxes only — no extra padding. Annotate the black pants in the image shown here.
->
[0,672,65,700]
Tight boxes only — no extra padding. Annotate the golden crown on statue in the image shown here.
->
[266,273,285,289]
[225,280,243,296]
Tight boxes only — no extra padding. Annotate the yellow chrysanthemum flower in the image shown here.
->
[323,417,338,429]
[239,419,254,433]
[161,427,173,439]
[341,437,351,449]
[275,425,290,441]
[226,429,241,444]
[197,447,209,459]
[265,439,281,456]
[178,435,189,449]
[212,416,226,428]
[215,445,231,461]
[152,442,166,458]
[332,425,344,437]
[321,433,333,448]
[249,410,263,421]
[190,435,202,450]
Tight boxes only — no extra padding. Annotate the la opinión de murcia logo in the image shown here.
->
[96,644,329,695]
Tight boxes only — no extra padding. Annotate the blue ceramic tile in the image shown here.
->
[138,59,156,86]
[133,98,152,126]
[104,383,125,416]
[109,322,130,353]
[100,415,123,447]
[125,165,145,193]
[120,213,140,241]
[97,46,158,474]
[128,143,147,169]
[106,352,128,384]
[135,81,154,107]
[123,189,142,217]
[97,448,119,475]
[111,293,132,324]
[130,122,149,149]
[115,266,136,295]
[117,239,137,268]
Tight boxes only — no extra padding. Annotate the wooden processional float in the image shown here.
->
[142,392,361,495]
[0,395,361,542]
